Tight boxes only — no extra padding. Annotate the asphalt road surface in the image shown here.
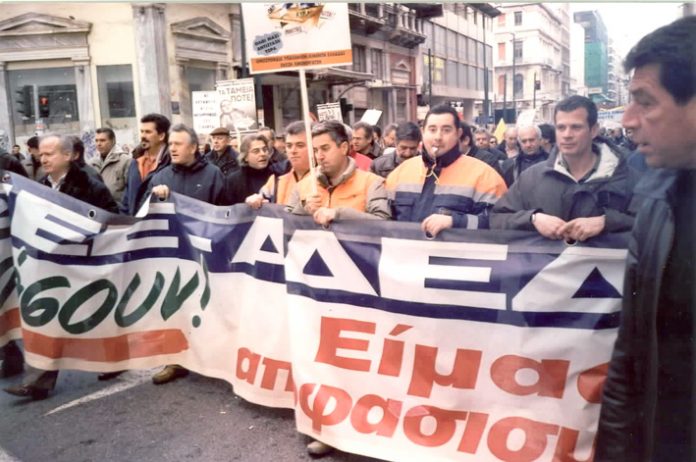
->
[0,367,383,462]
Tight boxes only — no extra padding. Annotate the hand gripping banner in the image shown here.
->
[0,175,628,462]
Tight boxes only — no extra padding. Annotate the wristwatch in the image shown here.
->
[531,212,537,223]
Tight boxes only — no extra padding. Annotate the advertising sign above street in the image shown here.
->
[241,3,352,74]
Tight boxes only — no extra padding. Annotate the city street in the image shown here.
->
[0,365,380,462]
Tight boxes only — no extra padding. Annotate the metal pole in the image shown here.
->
[428,48,433,107]
[482,15,489,127]
[533,71,537,109]
[503,74,507,122]
[511,32,516,123]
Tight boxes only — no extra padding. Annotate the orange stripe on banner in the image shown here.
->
[251,49,352,72]
[23,329,189,362]
[0,307,20,337]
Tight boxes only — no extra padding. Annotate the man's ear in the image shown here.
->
[590,123,599,139]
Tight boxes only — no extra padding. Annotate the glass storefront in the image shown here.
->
[9,67,80,138]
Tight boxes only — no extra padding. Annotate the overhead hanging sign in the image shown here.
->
[241,3,353,74]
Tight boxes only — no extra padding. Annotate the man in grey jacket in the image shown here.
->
[89,128,131,202]
[490,95,641,242]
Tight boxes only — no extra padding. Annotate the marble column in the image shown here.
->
[0,62,14,145]
[175,59,191,124]
[73,59,96,132]
[132,3,172,119]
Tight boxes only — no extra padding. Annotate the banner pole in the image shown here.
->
[299,68,318,195]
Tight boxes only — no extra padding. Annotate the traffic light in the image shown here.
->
[38,94,50,118]
[14,85,34,119]
[534,80,541,91]
[339,97,353,118]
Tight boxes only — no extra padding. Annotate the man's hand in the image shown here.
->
[313,207,337,227]
[245,193,268,210]
[421,214,453,238]
[532,213,567,240]
[559,215,606,242]
[152,185,170,200]
[304,194,323,215]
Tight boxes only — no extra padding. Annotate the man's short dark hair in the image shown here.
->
[373,125,382,138]
[140,113,171,135]
[474,128,490,137]
[538,123,556,143]
[258,126,275,143]
[554,95,598,128]
[170,124,199,147]
[423,104,462,131]
[459,122,474,144]
[624,16,696,105]
[69,135,86,165]
[312,120,349,146]
[27,136,39,149]
[395,122,422,144]
[352,121,374,140]
[384,123,398,137]
[95,127,116,141]
[12,145,19,149]
[285,121,310,137]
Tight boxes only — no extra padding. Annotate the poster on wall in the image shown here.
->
[241,3,352,74]
[192,91,218,136]
[215,79,258,134]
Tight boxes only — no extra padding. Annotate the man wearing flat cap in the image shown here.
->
[206,127,240,177]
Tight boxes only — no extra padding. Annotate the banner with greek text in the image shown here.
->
[0,175,627,462]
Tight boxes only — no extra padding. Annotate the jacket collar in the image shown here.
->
[548,140,620,182]
[421,144,460,171]
[170,154,207,173]
[317,156,357,189]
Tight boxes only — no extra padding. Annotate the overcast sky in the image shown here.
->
[567,2,684,58]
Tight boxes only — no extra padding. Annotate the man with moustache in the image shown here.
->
[246,120,311,207]
[121,113,171,215]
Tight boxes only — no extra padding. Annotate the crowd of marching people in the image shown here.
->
[1,15,695,460]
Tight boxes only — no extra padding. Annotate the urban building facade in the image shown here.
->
[493,3,571,123]
[573,10,612,107]
[419,3,498,125]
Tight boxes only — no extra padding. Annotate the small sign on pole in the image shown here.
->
[316,102,343,123]
[192,91,218,135]
[360,109,383,126]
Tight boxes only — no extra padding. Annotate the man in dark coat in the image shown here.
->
[490,95,641,242]
[205,126,240,177]
[499,125,549,186]
[121,113,171,215]
[596,16,696,462]
[147,124,225,385]
[4,134,118,400]
[370,121,421,178]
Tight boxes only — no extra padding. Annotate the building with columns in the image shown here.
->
[0,3,241,148]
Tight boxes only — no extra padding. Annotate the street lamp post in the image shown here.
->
[510,32,516,123]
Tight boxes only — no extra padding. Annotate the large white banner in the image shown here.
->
[241,3,352,74]
[1,176,628,461]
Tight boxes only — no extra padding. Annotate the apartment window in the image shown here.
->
[447,29,457,57]
[477,42,484,64]
[352,45,366,72]
[514,40,523,60]
[433,57,445,84]
[446,60,457,87]
[434,25,446,55]
[498,42,506,61]
[478,68,485,91]
[514,73,524,98]
[459,63,468,88]
[458,35,467,62]
[97,65,136,120]
[371,49,384,79]
[514,11,522,26]
[498,74,506,95]
[498,13,506,26]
